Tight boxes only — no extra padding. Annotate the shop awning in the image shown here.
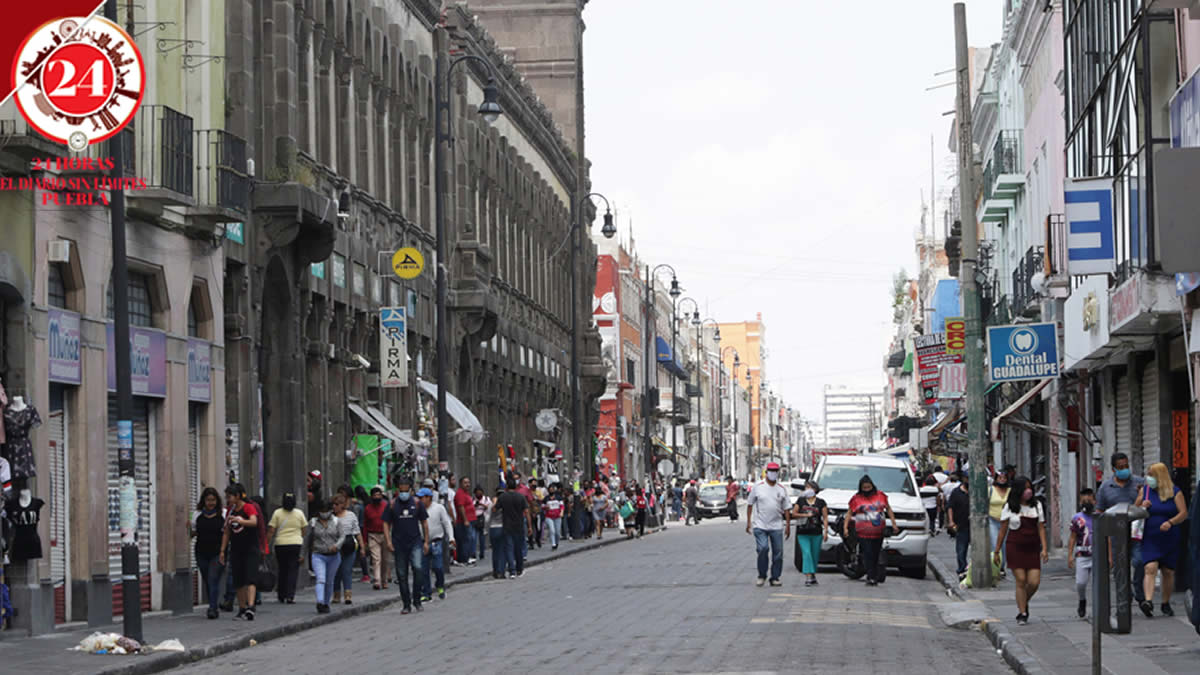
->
[364,405,420,447]
[886,349,905,368]
[928,404,963,436]
[902,351,914,373]
[990,378,1052,441]
[348,403,398,445]
[417,379,486,443]
[655,336,688,379]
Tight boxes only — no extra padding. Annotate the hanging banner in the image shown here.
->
[106,324,167,397]
[1064,177,1116,276]
[944,317,966,356]
[48,308,82,384]
[187,338,212,402]
[379,306,407,387]
[914,332,962,404]
[987,322,1060,382]
[937,363,966,399]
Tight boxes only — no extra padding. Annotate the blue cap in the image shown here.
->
[416,487,433,497]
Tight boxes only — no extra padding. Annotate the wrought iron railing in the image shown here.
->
[135,105,193,196]
[195,129,249,215]
[1011,245,1045,314]
[1045,213,1067,276]
[992,129,1022,174]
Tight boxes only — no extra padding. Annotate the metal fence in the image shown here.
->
[135,105,194,196]
[1011,245,1045,315]
[195,128,249,215]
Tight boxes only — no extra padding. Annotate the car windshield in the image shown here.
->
[814,465,916,496]
[699,486,725,501]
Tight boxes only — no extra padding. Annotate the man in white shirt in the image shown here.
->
[419,488,455,599]
[745,462,791,587]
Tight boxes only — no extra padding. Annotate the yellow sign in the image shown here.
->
[391,247,424,279]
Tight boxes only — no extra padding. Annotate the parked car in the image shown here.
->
[811,454,929,578]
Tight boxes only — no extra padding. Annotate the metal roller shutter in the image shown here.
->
[188,406,200,605]
[1142,362,1160,467]
[1115,374,1131,457]
[47,410,68,624]
[107,397,152,613]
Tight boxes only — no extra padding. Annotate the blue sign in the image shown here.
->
[224,222,244,244]
[987,322,1059,383]
[1064,178,1115,276]
[117,420,133,462]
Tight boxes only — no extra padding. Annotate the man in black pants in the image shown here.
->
[946,473,970,578]
[726,476,740,521]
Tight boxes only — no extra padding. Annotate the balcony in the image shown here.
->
[188,129,250,233]
[990,130,1024,194]
[129,105,195,207]
[671,398,691,424]
[0,115,64,168]
[1011,245,1045,318]
[1043,213,1072,292]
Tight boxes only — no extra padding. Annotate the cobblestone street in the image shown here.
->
[169,519,1006,675]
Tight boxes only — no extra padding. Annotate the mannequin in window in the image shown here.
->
[5,487,44,560]
[2,395,41,480]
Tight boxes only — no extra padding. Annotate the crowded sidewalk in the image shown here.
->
[927,532,1198,674]
[0,523,647,675]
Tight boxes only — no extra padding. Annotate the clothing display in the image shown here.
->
[6,495,45,560]
[2,405,42,479]
[0,380,8,444]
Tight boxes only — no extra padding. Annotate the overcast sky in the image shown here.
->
[584,0,1005,422]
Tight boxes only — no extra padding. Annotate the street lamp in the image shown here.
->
[696,318,719,477]
[435,49,503,479]
[721,347,740,478]
[570,192,615,482]
[643,264,678,479]
[745,369,753,477]
[676,296,699,474]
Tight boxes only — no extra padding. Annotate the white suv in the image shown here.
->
[809,454,929,578]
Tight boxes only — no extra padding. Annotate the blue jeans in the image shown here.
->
[520,518,529,559]
[464,525,477,560]
[474,523,487,559]
[1131,540,1145,603]
[753,528,784,581]
[196,552,222,611]
[490,528,507,576]
[422,540,445,596]
[989,518,1005,570]
[393,542,425,608]
[333,546,356,593]
[545,517,562,547]
[312,552,341,606]
[503,531,525,574]
[955,527,971,575]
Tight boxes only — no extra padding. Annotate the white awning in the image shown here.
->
[533,440,556,448]
[417,379,485,443]
[990,378,1052,441]
[365,406,420,447]
[347,402,397,445]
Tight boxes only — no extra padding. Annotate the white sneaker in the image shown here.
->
[755,577,766,587]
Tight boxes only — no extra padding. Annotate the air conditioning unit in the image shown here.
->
[48,239,71,263]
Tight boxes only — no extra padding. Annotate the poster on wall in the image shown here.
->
[105,324,167,397]
[48,308,82,384]
[914,332,961,404]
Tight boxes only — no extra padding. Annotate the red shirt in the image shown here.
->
[725,483,739,502]
[363,499,388,534]
[453,489,476,524]
[848,491,890,539]
[635,495,647,509]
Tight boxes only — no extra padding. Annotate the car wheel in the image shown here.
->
[902,559,927,579]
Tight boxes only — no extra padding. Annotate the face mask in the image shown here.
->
[318,511,332,520]
[371,496,382,503]
[766,471,778,482]
[860,484,874,494]
[1114,468,1131,481]
[397,491,411,501]
[1022,489,1034,502]
[802,489,815,499]
[1081,502,1095,514]
[1145,476,1158,489]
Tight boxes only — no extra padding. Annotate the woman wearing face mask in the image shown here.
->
[1134,462,1189,617]
[191,487,225,619]
[988,471,1012,578]
[790,482,827,586]
[267,492,308,604]
[844,476,896,587]
[992,476,1048,625]
[304,496,344,613]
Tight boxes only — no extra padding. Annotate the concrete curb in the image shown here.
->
[91,528,658,675]
[926,554,1049,675]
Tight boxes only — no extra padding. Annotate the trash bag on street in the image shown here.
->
[151,638,185,652]
[73,632,143,654]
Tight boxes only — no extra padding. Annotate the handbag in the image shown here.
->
[256,556,277,592]
[619,502,635,520]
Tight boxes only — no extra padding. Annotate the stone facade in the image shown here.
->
[222,0,599,502]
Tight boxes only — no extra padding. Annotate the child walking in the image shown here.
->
[1067,488,1096,618]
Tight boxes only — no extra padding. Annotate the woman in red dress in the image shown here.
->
[992,476,1048,625]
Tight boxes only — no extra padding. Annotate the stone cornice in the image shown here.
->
[403,0,443,30]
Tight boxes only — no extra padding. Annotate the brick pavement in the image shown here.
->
[163,517,1004,675]
[926,530,1199,674]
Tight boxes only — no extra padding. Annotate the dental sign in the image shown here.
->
[1064,178,1116,276]
[987,322,1059,383]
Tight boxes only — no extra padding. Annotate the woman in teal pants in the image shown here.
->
[790,482,828,586]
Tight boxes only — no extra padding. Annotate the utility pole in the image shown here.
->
[643,264,654,478]
[106,0,141,641]
[954,2,991,590]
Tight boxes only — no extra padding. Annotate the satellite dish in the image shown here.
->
[535,409,558,432]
